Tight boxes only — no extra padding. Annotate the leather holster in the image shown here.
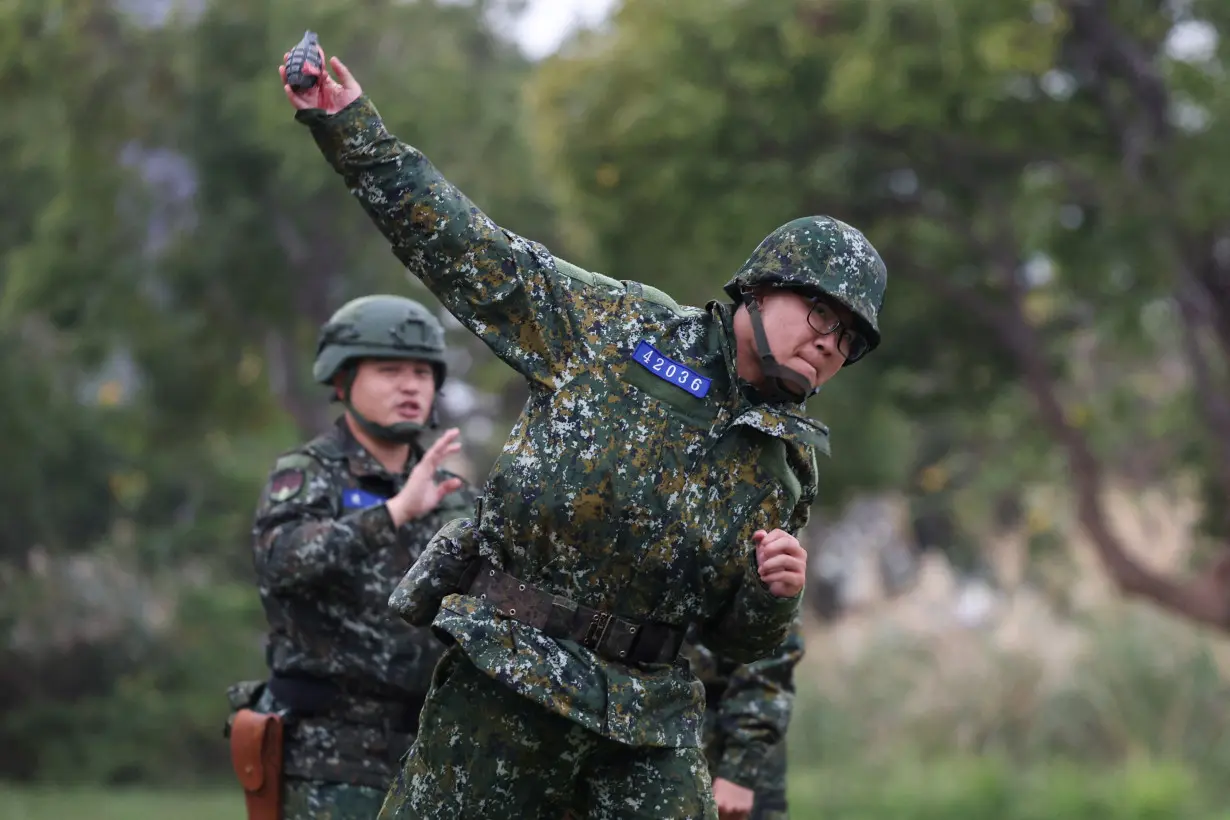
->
[230,708,284,820]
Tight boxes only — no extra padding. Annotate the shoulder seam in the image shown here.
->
[301,435,346,463]
[625,281,691,316]
[552,257,696,317]
[553,257,623,292]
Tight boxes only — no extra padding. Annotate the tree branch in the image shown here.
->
[1059,0,1170,180]
[1059,0,1171,138]
[1173,280,1230,535]
[1191,229,1230,362]
[267,208,340,436]
[263,329,324,436]
[900,196,1230,629]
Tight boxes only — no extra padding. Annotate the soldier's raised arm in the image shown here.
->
[281,48,598,390]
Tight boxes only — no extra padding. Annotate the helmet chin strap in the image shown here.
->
[742,292,814,404]
[337,368,438,445]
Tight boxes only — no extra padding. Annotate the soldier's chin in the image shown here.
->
[792,360,821,386]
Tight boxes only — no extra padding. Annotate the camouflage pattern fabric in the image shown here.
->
[377,647,719,820]
[247,685,416,793]
[706,738,788,820]
[746,748,788,820]
[688,618,802,819]
[242,418,475,801]
[284,776,387,820]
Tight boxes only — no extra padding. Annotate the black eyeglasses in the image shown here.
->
[807,298,869,362]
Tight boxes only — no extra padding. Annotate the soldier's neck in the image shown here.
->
[343,415,410,474]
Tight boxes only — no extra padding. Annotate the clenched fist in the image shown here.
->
[753,528,807,598]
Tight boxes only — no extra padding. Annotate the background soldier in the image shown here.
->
[685,620,802,820]
[225,295,476,820]
[281,48,885,819]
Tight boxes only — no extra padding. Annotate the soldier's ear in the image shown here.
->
[332,369,351,401]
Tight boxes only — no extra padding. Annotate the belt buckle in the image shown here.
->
[581,611,613,651]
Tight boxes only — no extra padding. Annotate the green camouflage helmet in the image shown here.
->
[313,294,448,386]
[724,216,887,362]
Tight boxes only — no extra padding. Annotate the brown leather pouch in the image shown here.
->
[230,709,284,820]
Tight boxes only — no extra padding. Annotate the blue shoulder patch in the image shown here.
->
[632,340,711,398]
[342,488,389,510]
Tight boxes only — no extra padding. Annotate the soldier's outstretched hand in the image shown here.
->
[279,45,362,114]
[387,428,465,526]
[753,529,807,598]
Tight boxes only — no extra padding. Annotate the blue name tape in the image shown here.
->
[632,340,711,398]
[342,488,389,510]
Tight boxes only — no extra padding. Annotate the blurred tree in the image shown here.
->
[527,0,1230,628]
[0,0,563,783]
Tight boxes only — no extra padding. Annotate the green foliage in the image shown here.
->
[0,0,557,784]
[527,0,1230,567]
[1,579,263,784]
[789,608,1230,807]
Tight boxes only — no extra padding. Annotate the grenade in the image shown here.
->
[284,30,323,91]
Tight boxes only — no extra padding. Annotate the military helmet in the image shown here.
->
[313,294,448,386]
[724,216,887,361]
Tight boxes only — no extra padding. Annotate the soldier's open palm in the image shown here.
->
[279,45,362,114]
[389,428,465,524]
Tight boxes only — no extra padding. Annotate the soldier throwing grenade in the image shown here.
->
[280,42,887,820]
[225,295,476,820]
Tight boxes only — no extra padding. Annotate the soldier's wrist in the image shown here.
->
[389,496,431,526]
[386,498,411,527]
[295,95,386,169]
[713,752,765,789]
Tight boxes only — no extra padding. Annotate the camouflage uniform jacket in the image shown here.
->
[685,617,804,788]
[297,97,827,751]
[252,418,474,779]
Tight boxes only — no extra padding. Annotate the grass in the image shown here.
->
[4,761,1229,820]
[0,785,242,820]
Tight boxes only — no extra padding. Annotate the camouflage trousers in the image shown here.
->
[284,778,386,820]
[701,707,789,820]
[377,647,719,819]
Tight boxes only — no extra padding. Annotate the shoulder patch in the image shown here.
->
[632,340,712,398]
[342,488,388,510]
[268,467,306,503]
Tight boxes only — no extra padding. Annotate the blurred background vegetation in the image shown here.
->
[5,0,1230,816]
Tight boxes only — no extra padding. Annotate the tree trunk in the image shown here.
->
[898,236,1230,631]
[267,209,340,437]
